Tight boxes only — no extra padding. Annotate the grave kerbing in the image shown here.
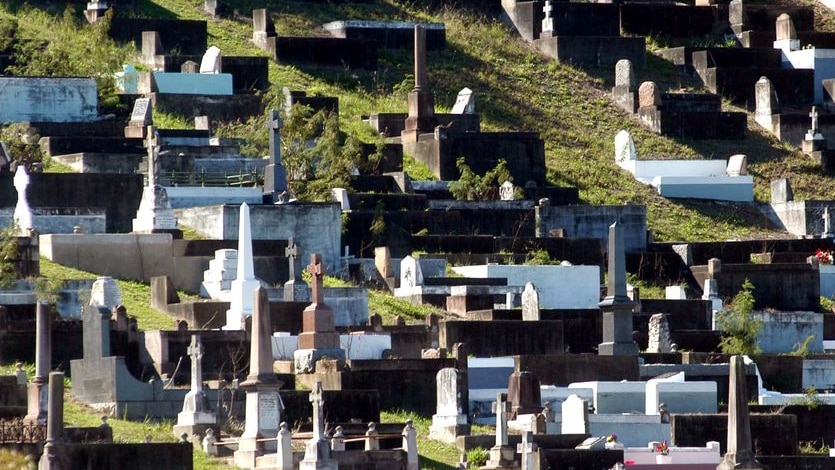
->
[598,222,639,356]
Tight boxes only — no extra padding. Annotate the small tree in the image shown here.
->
[449,158,512,201]
[717,279,762,355]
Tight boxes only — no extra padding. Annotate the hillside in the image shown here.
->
[3,0,835,241]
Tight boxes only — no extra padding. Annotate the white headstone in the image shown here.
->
[451,87,475,114]
[400,255,424,288]
[521,282,540,321]
[541,1,554,33]
[614,130,637,166]
[561,394,589,435]
[89,276,122,309]
[225,203,261,330]
[665,286,686,300]
[129,98,152,126]
[13,165,32,234]
[119,64,139,94]
[499,181,515,201]
[727,154,748,176]
[200,46,222,74]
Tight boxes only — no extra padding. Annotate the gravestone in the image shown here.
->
[518,431,537,470]
[194,116,210,131]
[803,106,826,153]
[13,165,32,234]
[483,393,518,470]
[204,0,222,18]
[638,81,661,109]
[521,282,540,321]
[294,254,346,373]
[614,130,637,166]
[403,420,420,470]
[252,9,276,50]
[224,203,261,330]
[125,97,152,138]
[451,87,475,114]
[429,368,470,443]
[716,356,763,470]
[181,60,199,73]
[598,222,639,356]
[770,178,793,203]
[541,1,554,37]
[276,422,293,470]
[375,246,392,279]
[299,382,337,470]
[400,255,423,289]
[84,0,109,23]
[754,77,779,123]
[37,372,64,470]
[775,13,799,51]
[508,371,542,418]
[200,46,222,74]
[499,181,515,201]
[402,25,437,143]
[263,109,288,202]
[24,302,50,425]
[647,313,672,353]
[132,126,179,233]
[561,394,589,435]
[234,287,284,468]
[702,279,723,314]
[612,60,637,113]
[173,335,217,439]
[284,238,311,302]
[89,276,122,311]
[727,155,748,176]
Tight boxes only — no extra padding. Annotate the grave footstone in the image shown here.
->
[13,165,32,234]
[429,368,470,443]
[451,87,475,114]
[264,109,288,202]
[521,282,540,321]
[716,356,763,470]
[647,313,672,353]
[284,238,311,302]
[234,287,284,467]
[299,382,337,470]
[598,222,639,356]
[638,81,661,109]
[224,203,261,330]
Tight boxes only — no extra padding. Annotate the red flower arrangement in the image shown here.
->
[655,440,670,456]
[817,249,833,265]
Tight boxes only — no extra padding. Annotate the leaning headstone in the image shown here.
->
[598,222,639,356]
[299,382,337,470]
[561,394,589,435]
[717,356,764,470]
[614,130,637,166]
[225,203,261,330]
[638,81,661,109]
[521,283,540,321]
[429,368,470,443]
[234,287,284,467]
[200,46,222,74]
[13,165,32,234]
[727,155,748,176]
[770,178,793,203]
[451,87,475,114]
[647,313,672,353]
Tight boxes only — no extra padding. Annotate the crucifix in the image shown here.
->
[307,253,324,304]
[309,381,325,439]
[286,238,298,281]
[810,106,820,134]
[188,335,204,393]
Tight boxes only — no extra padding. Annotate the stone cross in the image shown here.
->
[146,125,159,187]
[285,238,298,281]
[268,110,283,165]
[541,1,554,33]
[188,335,204,393]
[310,381,325,439]
[308,254,325,304]
[492,393,509,447]
[810,106,820,134]
[413,25,427,92]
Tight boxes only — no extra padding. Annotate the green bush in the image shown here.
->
[717,279,762,356]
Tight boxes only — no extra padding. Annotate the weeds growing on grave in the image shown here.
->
[716,279,762,356]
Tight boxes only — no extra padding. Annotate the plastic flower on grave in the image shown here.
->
[655,440,670,455]
[816,249,833,265]
[607,434,618,443]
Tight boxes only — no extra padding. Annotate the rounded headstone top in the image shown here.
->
[638,81,661,108]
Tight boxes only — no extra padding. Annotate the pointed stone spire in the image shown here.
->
[225,202,260,330]
[242,287,278,386]
[717,356,763,470]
